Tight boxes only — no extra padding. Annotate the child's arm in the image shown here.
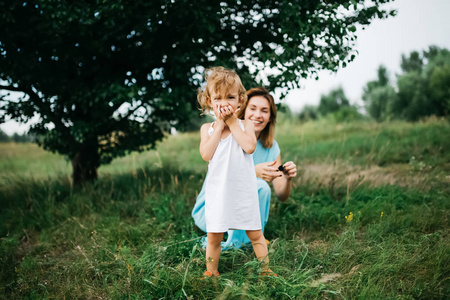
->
[199,121,225,161]
[222,108,256,154]
[228,118,257,154]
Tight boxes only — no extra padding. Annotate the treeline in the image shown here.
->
[298,45,449,122]
[0,129,35,143]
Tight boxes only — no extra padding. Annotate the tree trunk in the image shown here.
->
[72,147,100,185]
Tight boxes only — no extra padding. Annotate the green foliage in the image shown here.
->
[12,132,35,143]
[363,46,450,121]
[395,48,450,121]
[362,65,395,121]
[0,0,396,183]
[318,86,351,116]
[0,129,9,142]
[276,103,295,123]
[275,118,450,171]
[298,105,319,122]
[0,119,449,298]
[395,71,429,120]
[0,130,35,143]
[367,85,398,121]
[311,86,362,123]
[401,50,423,73]
[425,49,450,116]
[178,113,215,133]
[362,65,391,97]
[331,106,363,123]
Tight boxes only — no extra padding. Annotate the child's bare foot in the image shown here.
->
[260,269,277,277]
[202,270,220,279]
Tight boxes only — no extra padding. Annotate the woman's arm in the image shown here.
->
[272,155,297,202]
[199,121,225,161]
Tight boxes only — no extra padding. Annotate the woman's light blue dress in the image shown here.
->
[192,139,280,250]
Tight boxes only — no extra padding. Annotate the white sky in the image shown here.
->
[1,0,450,135]
[283,0,450,112]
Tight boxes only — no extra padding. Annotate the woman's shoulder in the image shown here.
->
[271,139,279,148]
[271,139,280,153]
[259,139,279,150]
[255,139,280,160]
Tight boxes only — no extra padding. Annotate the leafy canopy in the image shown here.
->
[0,0,396,182]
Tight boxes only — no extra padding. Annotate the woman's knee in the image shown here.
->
[192,196,207,232]
[257,180,271,204]
[257,179,271,225]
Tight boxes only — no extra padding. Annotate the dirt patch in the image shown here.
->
[295,162,442,191]
[310,273,342,287]
[307,239,328,251]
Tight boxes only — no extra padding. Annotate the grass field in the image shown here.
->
[1,117,449,299]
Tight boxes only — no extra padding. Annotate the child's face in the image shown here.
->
[208,84,241,113]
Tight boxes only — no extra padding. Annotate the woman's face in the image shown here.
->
[244,96,271,135]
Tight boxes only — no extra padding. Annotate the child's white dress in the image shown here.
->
[205,120,261,233]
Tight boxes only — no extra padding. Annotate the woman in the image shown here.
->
[192,87,297,249]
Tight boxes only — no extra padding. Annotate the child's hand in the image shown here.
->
[213,104,225,120]
[220,105,237,124]
[212,104,226,129]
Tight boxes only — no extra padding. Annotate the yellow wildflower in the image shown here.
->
[345,212,354,222]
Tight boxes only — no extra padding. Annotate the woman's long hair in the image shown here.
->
[237,87,277,148]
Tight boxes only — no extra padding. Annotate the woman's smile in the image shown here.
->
[244,96,271,135]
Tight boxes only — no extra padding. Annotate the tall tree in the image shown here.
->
[0,129,9,142]
[0,0,396,184]
[424,48,450,117]
[318,87,350,116]
[298,105,318,122]
[362,65,397,121]
[363,46,449,122]
[400,51,423,73]
[362,65,390,96]
[394,46,449,121]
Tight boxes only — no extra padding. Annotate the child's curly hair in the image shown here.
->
[197,67,247,115]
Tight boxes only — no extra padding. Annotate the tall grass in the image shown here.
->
[1,118,449,299]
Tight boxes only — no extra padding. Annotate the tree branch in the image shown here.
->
[0,84,29,94]
[5,84,75,143]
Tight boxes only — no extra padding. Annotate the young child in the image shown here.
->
[197,67,276,278]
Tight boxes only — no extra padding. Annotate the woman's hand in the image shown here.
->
[272,159,297,202]
[279,161,297,179]
[255,160,283,182]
